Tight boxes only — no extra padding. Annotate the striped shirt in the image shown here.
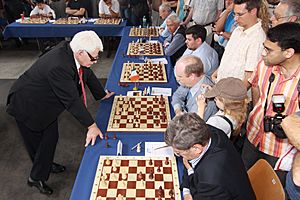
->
[247,60,300,157]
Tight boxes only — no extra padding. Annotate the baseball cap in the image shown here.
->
[204,77,247,100]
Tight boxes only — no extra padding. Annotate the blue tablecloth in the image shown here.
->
[3,20,126,39]
[70,26,182,200]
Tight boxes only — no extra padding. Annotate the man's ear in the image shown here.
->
[289,15,298,23]
[193,144,204,154]
[284,48,295,59]
[250,8,257,16]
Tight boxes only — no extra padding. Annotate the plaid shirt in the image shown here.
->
[247,60,300,157]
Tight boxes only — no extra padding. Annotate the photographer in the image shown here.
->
[242,22,300,186]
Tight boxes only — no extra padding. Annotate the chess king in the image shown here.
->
[165,113,255,199]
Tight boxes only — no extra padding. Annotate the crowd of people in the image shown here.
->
[2,0,300,199]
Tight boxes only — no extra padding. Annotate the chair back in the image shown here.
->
[247,159,285,200]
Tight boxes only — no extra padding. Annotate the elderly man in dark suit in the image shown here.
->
[6,30,114,195]
[165,113,256,200]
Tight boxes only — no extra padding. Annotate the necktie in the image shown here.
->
[79,67,87,107]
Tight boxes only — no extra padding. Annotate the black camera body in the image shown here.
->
[263,94,287,139]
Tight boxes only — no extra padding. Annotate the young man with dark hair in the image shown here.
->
[165,113,255,200]
[244,22,300,185]
[183,25,219,76]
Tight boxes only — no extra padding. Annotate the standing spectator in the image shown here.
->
[150,0,164,26]
[270,0,300,27]
[30,0,56,19]
[49,0,66,19]
[212,0,268,87]
[243,23,300,185]
[99,0,120,18]
[159,3,175,37]
[66,0,88,17]
[172,55,217,121]
[183,25,219,76]
[176,0,189,21]
[163,14,186,66]
[129,0,150,26]
[118,0,130,21]
[181,0,224,44]
[164,113,256,200]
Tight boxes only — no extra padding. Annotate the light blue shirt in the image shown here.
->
[159,11,175,38]
[171,76,218,121]
[183,42,219,76]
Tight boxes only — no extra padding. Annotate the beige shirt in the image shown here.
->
[190,0,223,25]
[217,20,266,82]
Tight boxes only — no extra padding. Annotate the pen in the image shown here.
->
[131,141,143,151]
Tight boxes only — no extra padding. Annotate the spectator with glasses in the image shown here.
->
[164,113,255,200]
[270,0,300,27]
[6,31,114,195]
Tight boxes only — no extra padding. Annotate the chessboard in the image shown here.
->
[120,61,167,83]
[19,18,49,24]
[53,17,80,24]
[90,156,181,200]
[94,18,122,25]
[107,95,171,132]
[129,27,159,37]
[127,42,164,56]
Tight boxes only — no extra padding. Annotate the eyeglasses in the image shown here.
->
[85,50,99,62]
[272,11,291,21]
[233,11,248,18]
[173,146,194,157]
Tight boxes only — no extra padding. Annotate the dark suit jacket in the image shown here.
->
[6,41,106,131]
[181,126,256,200]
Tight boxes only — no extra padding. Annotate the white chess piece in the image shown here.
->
[137,143,141,153]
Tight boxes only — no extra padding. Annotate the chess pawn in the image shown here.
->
[117,194,124,200]
[105,157,111,165]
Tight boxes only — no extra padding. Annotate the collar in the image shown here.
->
[189,77,205,97]
[189,138,212,168]
[173,26,180,35]
[273,64,300,80]
[74,55,81,72]
[237,19,262,35]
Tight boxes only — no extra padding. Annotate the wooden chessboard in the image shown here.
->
[94,18,122,25]
[107,96,171,132]
[129,27,160,37]
[19,18,49,24]
[127,42,164,56]
[120,61,167,83]
[90,156,181,200]
[53,17,80,24]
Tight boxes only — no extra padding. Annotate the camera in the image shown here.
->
[263,94,287,139]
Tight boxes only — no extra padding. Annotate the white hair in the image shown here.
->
[166,14,180,24]
[159,3,172,13]
[70,30,103,53]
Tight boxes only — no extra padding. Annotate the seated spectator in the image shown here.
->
[164,113,256,200]
[99,0,120,18]
[30,0,56,19]
[172,55,217,121]
[212,0,238,61]
[65,0,88,18]
[163,14,186,66]
[271,0,300,27]
[282,83,300,198]
[159,3,175,38]
[197,77,248,138]
[183,25,219,76]
[49,0,66,19]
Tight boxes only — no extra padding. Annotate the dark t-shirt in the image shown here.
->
[67,0,88,17]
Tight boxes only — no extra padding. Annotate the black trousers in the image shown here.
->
[16,120,59,181]
[242,138,287,186]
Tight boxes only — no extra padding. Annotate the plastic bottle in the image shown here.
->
[142,16,147,27]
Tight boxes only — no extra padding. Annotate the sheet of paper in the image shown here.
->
[145,142,174,157]
[149,58,168,64]
[151,87,172,96]
[127,90,142,96]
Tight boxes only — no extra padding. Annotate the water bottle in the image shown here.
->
[142,16,147,28]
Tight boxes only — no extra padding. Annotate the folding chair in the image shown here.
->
[247,159,285,200]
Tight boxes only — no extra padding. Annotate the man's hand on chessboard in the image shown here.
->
[85,123,103,147]
[102,89,115,100]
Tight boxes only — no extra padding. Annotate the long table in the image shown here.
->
[70,27,182,200]
[3,20,126,39]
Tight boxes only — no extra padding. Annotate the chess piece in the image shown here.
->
[158,186,163,199]
[169,189,175,198]
[141,179,145,186]
[136,143,141,153]
[149,159,153,165]
[105,141,110,148]
[105,157,111,165]
[157,165,161,172]
[117,194,124,200]
[165,157,169,165]
[101,176,106,186]
[138,171,143,180]
[113,133,117,140]
[149,171,154,179]
[105,133,109,140]
[122,172,127,180]
[112,163,117,172]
